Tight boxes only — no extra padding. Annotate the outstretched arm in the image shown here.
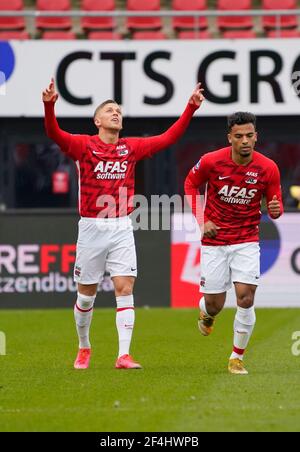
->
[43,78,85,161]
[130,83,205,161]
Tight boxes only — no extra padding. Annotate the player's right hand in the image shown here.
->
[42,77,58,103]
[189,82,205,108]
[203,221,221,239]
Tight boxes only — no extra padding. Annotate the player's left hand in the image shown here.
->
[189,83,205,107]
[42,77,58,103]
[268,195,281,218]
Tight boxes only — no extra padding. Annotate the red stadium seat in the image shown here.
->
[88,31,121,39]
[132,31,167,39]
[172,0,208,32]
[262,0,298,30]
[36,0,72,31]
[222,30,257,38]
[267,29,300,37]
[0,0,25,30]
[177,30,211,39]
[42,31,76,40]
[217,0,254,30]
[126,0,162,31]
[0,30,29,39]
[81,0,115,32]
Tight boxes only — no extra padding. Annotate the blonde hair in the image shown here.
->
[94,100,119,120]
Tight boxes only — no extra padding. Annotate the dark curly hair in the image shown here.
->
[227,112,256,132]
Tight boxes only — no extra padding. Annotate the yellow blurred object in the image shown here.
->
[290,185,300,208]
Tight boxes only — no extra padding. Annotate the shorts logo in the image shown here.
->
[200,277,206,287]
[75,266,81,277]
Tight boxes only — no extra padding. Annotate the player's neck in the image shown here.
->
[98,129,119,145]
[231,149,253,166]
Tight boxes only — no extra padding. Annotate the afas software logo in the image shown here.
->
[0,42,15,96]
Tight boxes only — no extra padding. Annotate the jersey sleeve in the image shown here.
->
[44,101,86,161]
[265,162,284,219]
[184,154,212,225]
[127,103,199,161]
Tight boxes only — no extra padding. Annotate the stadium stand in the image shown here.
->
[36,0,72,31]
[171,0,208,32]
[42,31,76,39]
[267,28,300,37]
[217,0,254,30]
[126,0,163,31]
[87,30,121,39]
[177,30,212,39]
[0,0,25,30]
[0,0,299,40]
[81,0,116,32]
[0,30,29,39]
[132,30,167,39]
[222,29,257,38]
[262,0,298,30]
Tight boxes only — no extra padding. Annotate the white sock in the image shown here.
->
[199,297,213,317]
[230,306,256,361]
[116,295,135,358]
[74,292,95,349]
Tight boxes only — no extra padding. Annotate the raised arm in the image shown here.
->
[43,78,85,161]
[129,83,205,161]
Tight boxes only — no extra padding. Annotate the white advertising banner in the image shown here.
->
[171,213,300,308]
[1,39,300,117]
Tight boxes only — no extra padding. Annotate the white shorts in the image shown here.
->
[74,216,137,285]
[200,242,260,294]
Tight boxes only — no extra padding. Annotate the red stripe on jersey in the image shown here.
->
[75,303,93,313]
[116,307,135,312]
[233,346,245,355]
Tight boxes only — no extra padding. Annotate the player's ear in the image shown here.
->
[227,133,232,144]
[94,117,101,129]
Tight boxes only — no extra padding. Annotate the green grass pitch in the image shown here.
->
[0,308,300,432]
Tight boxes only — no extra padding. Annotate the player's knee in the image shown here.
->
[116,285,133,297]
[76,292,96,311]
[237,293,255,309]
[75,293,96,326]
[205,299,223,317]
[77,283,97,297]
